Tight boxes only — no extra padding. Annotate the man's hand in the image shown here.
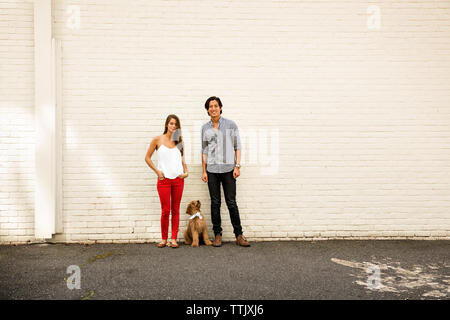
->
[233,167,240,179]
[202,172,208,183]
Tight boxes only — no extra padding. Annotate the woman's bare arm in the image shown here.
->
[145,137,163,178]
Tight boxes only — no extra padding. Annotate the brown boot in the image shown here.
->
[212,234,222,247]
[236,234,250,247]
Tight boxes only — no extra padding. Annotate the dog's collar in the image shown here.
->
[189,212,202,220]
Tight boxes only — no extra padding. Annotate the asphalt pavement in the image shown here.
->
[0,240,448,300]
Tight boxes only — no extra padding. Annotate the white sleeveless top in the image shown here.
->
[157,144,184,179]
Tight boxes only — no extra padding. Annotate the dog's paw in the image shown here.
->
[191,243,199,247]
[205,240,213,246]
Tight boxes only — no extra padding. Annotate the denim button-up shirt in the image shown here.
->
[201,116,242,173]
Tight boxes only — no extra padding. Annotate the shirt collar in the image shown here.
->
[209,116,223,127]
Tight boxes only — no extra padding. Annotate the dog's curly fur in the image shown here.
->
[184,200,212,247]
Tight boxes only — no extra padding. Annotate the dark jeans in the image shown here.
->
[207,170,243,237]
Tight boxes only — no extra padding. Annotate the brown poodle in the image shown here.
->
[184,200,212,247]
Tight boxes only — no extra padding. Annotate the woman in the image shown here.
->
[145,115,188,248]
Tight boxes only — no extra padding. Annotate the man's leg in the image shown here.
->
[207,171,222,236]
[221,170,243,237]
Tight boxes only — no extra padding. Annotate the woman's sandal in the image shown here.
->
[157,241,167,248]
[170,241,179,248]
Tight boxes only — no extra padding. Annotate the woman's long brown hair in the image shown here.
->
[163,114,183,156]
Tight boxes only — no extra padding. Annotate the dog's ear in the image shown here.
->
[186,202,193,215]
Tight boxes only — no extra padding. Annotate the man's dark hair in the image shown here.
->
[204,96,223,115]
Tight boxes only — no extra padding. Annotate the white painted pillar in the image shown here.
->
[34,0,55,239]
[54,38,63,234]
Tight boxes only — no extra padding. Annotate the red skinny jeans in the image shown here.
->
[156,177,184,240]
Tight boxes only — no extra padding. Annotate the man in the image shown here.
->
[201,96,250,247]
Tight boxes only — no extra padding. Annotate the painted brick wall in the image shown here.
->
[2,0,450,243]
[0,0,35,243]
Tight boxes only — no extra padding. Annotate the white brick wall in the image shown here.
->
[1,0,450,243]
[0,0,35,243]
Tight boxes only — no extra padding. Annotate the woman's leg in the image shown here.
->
[157,179,171,242]
[170,177,184,242]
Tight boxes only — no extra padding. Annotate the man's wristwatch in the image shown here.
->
[235,164,241,168]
